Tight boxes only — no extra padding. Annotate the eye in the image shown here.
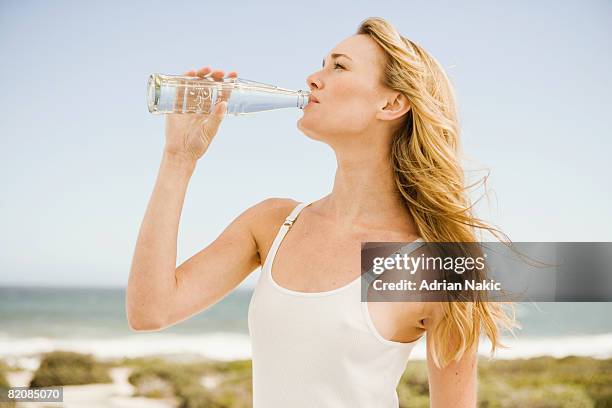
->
[333,62,344,70]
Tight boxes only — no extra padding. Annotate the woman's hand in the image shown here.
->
[163,67,238,164]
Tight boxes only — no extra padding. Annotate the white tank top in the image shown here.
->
[248,201,426,407]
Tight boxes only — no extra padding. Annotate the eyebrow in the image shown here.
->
[322,53,353,67]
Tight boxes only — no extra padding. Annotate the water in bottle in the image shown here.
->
[147,73,311,116]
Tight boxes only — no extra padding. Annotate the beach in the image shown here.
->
[2,351,611,408]
[1,287,612,406]
[6,365,178,408]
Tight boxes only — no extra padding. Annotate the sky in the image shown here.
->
[0,0,610,289]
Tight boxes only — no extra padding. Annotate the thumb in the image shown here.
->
[201,101,227,140]
[216,101,228,116]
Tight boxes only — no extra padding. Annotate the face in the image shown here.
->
[297,34,409,147]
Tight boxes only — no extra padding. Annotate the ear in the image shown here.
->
[376,92,411,122]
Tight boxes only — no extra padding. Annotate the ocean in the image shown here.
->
[1,285,611,368]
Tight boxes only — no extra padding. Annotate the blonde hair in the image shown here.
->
[357,17,520,369]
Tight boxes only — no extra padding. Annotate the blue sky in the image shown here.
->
[0,0,610,288]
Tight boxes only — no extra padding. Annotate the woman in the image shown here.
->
[127,16,518,408]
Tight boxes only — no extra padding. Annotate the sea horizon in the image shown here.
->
[1,285,611,366]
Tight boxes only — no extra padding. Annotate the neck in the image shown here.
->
[317,146,415,232]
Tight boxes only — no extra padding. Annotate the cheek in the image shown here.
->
[330,85,376,127]
[334,80,366,104]
[336,78,378,109]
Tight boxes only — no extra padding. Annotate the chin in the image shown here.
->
[297,119,324,141]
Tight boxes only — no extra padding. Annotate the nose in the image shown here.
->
[306,72,321,93]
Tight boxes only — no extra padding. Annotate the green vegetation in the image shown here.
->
[125,357,253,408]
[2,354,610,407]
[396,356,612,408]
[29,351,112,387]
[124,355,611,407]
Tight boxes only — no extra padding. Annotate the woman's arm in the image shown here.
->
[425,303,478,408]
[126,150,265,332]
[126,152,197,330]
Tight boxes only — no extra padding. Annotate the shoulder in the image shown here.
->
[236,197,298,223]
[228,198,299,241]
[246,197,301,250]
[248,197,300,224]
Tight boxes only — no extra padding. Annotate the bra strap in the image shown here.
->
[262,201,312,273]
[283,201,311,229]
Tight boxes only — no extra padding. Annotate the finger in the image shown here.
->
[210,70,225,80]
[212,100,228,125]
[215,100,227,116]
[196,66,212,77]
[221,71,237,103]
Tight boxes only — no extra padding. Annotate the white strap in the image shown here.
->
[262,201,311,272]
[283,201,311,228]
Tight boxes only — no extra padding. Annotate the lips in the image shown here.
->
[309,94,320,104]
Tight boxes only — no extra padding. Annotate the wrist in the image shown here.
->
[161,151,197,174]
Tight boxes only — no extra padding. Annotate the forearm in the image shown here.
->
[126,152,196,329]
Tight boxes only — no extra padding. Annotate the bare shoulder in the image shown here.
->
[256,197,300,213]
[248,197,300,228]
[247,197,301,264]
[237,197,297,227]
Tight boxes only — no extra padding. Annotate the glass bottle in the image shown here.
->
[147,73,311,116]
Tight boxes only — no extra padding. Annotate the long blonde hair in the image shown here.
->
[357,17,520,369]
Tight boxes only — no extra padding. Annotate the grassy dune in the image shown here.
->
[120,355,612,407]
[1,353,611,407]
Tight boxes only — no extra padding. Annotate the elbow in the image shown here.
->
[127,317,163,332]
[125,284,169,332]
[125,303,166,332]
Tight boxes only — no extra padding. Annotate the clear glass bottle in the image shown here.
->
[147,73,311,116]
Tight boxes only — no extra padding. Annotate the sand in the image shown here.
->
[7,366,178,408]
